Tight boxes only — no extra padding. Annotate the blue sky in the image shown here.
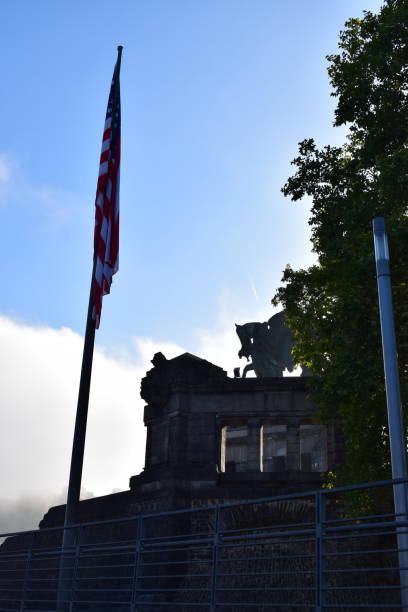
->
[2,0,382,347]
[1,0,384,525]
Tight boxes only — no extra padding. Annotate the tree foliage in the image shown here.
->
[273,0,408,485]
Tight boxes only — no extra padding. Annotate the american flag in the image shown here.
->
[92,47,122,329]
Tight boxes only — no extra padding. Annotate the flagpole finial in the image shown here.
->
[116,46,123,70]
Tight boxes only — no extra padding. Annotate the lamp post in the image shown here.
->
[372,217,408,608]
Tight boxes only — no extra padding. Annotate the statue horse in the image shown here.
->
[235,311,294,378]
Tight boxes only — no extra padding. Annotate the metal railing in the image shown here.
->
[0,478,407,611]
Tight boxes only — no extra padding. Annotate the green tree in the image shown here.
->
[273,0,408,486]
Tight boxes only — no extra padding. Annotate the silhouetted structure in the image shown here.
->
[1,352,352,611]
[41,352,343,527]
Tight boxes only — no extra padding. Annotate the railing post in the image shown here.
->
[395,488,408,612]
[68,526,82,612]
[19,532,34,612]
[315,491,325,612]
[130,517,142,612]
[210,506,221,612]
[56,524,77,612]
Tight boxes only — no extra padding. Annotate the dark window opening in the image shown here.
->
[300,425,327,472]
[221,424,249,472]
[262,424,287,471]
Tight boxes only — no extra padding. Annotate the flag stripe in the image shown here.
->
[91,51,121,329]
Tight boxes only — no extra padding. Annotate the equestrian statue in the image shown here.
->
[235,310,309,378]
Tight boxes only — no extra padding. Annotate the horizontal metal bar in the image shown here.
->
[219,552,316,561]
[23,553,74,562]
[0,597,57,604]
[0,596,62,602]
[79,548,136,558]
[222,528,316,542]
[0,554,30,562]
[74,575,132,582]
[218,569,315,576]
[325,512,396,525]
[324,565,401,573]
[325,519,407,533]
[324,546,398,557]
[140,558,212,566]
[1,566,59,573]
[80,543,137,553]
[323,584,402,591]
[322,605,403,609]
[142,536,214,548]
[216,603,315,608]
[142,530,214,543]
[140,544,213,554]
[74,587,132,592]
[140,573,211,579]
[79,537,138,548]
[220,535,315,548]
[133,602,209,607]
[0,576,59,583]
[222,520,315,536]
[68,599,137,605]
[321,475,408,496]
[77,561,135,569]
[136,586,211,591]
[217,586,315,591]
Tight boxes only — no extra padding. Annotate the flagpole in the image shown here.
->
[63,44,123,530]
[57,46,123,611]
[56,264,96,612]
[63,262,96,527]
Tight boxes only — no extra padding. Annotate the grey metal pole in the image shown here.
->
[372,217,408,609]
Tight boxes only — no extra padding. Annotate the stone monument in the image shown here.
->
[40,322,342,527]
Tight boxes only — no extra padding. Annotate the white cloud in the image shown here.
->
[0,314,189,528]
[132,337,185,367]
[0,297,300,531]
[0,315,184,510]
[0,487,94,535]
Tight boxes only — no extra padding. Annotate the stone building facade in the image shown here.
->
[129,352,341,504]
[41,351,343,527]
